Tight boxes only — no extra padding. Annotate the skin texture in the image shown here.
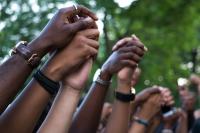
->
[0,5,97,114]
[131,67,141,86]
[0,28,99,133]
[69,36,146,133]
[38,59,93,133]
[104,68,135,133]
[129,87,175,133]
[104,36,146,133]
[129,94,162,133]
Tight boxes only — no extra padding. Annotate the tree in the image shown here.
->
[1,0,200,101]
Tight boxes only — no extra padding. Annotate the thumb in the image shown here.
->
[66,17,95,34]
[78,59,93,83]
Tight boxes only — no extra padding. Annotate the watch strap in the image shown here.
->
[115,91,135,102]
[11,41,40,68]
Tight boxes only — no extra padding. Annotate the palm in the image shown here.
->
[117,67,134,83]
[63,59,93,90]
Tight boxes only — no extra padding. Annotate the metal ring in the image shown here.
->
[73,5,78,15]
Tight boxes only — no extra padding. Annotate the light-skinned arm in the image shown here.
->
[38,59,93,133]
[0,28,99,133]
[69,36,146,133]
[0,5,97,114]
[104,36,146,133]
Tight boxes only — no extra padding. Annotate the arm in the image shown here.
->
[129,94,161,133]
[38,59,93,133]
[104,68,135,133]
[0,28,99,133]
[0,5,97,114]
[104,36,146,133]
[176,110,188,133]
[69,36,146,133]
[0,36,46,114]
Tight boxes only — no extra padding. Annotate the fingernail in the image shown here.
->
[144,46,148,52]
[131,34,139,41]
[94,15,98,20]
[131,34,136,38]
[85,17,93,22]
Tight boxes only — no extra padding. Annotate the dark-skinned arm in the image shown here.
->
[69,36,146,133]
[0,28,99,133]
[0,5,97,114]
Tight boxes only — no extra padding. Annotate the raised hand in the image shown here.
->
[37,59,94,133]
[159,87,175,106]
[101,37,146,79]
[137,94,162,121]
[28,5,98,57]
[113,36,146,92]
[42,28,99,81]
[63,59,93,90]
[135,86,161,106]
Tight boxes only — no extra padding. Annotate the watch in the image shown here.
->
[11,41,41,68]
[115,87,136,102]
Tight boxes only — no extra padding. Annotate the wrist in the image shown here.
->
[41,63,62,82]
[62,85,82,96]
[117,82,132,94]
[100,67,112,81]
[164,123,173,129]
[136,111,152,121]
[133,116,149,127]
[27,37,50,58]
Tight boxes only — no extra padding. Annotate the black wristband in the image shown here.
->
[33,70,60,95]
[115,91,135,102]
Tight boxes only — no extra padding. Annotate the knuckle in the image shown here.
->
[76,35,85,42]
[66,25,73,33]
[58,8,65,14]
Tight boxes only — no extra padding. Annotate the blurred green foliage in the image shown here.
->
[1,0,200,102]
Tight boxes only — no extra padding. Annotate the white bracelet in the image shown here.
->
[93,69,111,86]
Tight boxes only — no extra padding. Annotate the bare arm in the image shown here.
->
[0,39,46,114]
[0,28,99,133]
[38,59,92,133]
[0,6,96,114]
[69,37,146,133]
[129,94,161,133]
[105,68,133,133]
[176,110,188,133]
[38,86,81,133]
[104,36,146,133]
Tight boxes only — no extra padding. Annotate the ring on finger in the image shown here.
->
[73,4,79,15]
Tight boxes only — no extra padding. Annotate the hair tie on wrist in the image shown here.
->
[133,116,149,127]
[33,70,60,95]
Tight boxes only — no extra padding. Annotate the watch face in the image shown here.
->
[93,69,101,82]
[131,87,136,94]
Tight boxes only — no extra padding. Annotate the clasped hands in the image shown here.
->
[33,5,148,94]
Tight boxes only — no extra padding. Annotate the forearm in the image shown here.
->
[0,55,32,113]
[104,83,131,133]
[38,86,81,133]
[0,79,51,133]
[0,39,48,113]
[129,122,146,133]
[69,82,110,133]
[105,100,130,133]
[176,118,188,133]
